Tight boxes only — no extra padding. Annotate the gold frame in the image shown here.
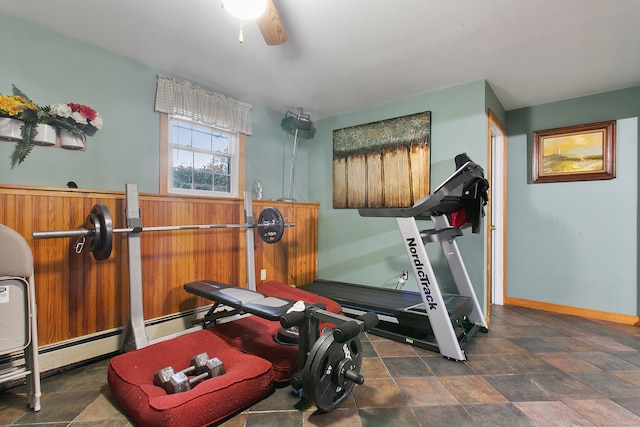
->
[532,120,616,183]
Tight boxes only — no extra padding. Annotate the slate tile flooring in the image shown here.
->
[2,304,640,426]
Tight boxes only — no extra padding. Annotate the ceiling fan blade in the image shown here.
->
[257,0,288,46]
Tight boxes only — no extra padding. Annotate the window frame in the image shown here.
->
[159,113,245,197]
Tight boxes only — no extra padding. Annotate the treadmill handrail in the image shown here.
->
[358,162,486,219]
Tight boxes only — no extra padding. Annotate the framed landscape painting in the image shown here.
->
[532,120,616,183]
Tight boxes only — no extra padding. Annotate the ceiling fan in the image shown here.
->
[223,0,288,46]
[257,0,288,45]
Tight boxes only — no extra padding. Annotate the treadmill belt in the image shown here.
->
[303,280,422,315]
[302,280,473,322]
[302,280,479,354]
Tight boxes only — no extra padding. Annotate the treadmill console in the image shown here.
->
[359,158,489,233]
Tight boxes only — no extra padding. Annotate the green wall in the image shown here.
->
[506,87,640,316]
[309,81,492,313]
[0,11,298,200]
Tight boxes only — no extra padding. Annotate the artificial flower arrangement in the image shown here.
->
[0,84,103,167]
[45,102,103,139]
[0,86,40,167]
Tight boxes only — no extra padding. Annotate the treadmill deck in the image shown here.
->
[301,280,473,329]
[301,280,480,354]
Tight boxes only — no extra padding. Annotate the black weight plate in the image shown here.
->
[301,334,332,402]
[303,333,363,412]
[257,207,285,244]
[86,204,113,260]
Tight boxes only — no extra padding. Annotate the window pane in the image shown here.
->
[213,156,229,174]
[192,128,212,150]
[214,174,230,192]
[173,123,193,147]
[193,168,213,191]
[192,152,213,191]
[194,152,213,170]
[172,149,193,189]
[173,166,193,189]
[173,148,193,168]
[212,132,229,153]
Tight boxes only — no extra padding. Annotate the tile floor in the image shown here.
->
[2,304,640,426]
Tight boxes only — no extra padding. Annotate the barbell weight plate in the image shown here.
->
[301,332,363,412]
[87,204,113,261]
[83,212,100,258]
[257,207,285,244]
[301,333,331,403]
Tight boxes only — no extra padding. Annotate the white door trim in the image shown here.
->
[487,110,507,308]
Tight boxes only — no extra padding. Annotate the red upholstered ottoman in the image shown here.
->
[210,281,342,383]
[107,329,274,427]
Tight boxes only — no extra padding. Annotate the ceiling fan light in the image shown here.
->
[223,0,268,20]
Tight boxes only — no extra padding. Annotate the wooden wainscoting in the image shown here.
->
[0,185,318,347]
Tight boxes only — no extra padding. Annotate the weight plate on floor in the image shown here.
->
[302,332,363,412]
[257,207,284,244]
[85,204,113,260]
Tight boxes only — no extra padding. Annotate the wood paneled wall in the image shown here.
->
[0,185,318,346]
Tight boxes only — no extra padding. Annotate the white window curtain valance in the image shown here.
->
[155,75,253,135]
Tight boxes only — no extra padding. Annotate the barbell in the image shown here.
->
[32,203,293,261]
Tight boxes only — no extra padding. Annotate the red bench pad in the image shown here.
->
[210,281,342,383]
[210,316,297,383]
[107,329,274,427]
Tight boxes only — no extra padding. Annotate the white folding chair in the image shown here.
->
[0,224,41,411]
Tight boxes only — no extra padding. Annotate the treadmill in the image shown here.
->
[303,155,489,361]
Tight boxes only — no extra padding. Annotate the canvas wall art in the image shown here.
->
[333,111,431,208]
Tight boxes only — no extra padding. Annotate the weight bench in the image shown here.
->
[184,279,378,412]
[185,280,341,383]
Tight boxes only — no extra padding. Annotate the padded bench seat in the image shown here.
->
[184,280,295,321]
[258,281,341,314]
[107,329,274,427]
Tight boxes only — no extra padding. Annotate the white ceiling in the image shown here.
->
[1,0,639,120]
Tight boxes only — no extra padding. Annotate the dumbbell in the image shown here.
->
[165,357,225,394]
[153,352,210,389]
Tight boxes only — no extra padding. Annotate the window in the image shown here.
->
[155,76,251,197]
[163,116,242,198]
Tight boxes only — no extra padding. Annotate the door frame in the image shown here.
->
[486,109,507,320]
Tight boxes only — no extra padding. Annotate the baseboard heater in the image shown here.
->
[0,307,209,387]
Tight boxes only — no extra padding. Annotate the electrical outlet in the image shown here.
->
[260,269,267,281]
